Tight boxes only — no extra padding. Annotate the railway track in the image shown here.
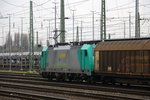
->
[0,89,66,100]
[0,72,40,77]
[0,81,147,100]
[0,72,150,100]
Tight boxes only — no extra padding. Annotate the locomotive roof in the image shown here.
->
[53,45,71,50]
[42,46,48,51]
[95,39,150,51]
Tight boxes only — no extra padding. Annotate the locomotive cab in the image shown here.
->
[40,46,48,71]
[78,44,96,76]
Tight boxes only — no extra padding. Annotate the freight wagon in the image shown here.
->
[94,38,150,85]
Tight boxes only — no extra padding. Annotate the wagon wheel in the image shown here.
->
[48,76,52,81]
[88,77,96,84]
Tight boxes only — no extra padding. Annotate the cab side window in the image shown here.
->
[41,52,43,57]
[85,50,88,56]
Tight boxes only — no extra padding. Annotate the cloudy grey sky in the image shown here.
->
[0,0,150,45]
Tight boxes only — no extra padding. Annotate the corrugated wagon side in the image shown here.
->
[94,39,150,85]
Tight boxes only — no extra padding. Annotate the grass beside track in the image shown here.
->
[0,70,39,74]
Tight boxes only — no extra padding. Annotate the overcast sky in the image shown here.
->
[0,0,150,45]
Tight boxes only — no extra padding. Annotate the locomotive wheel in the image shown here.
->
[102,80,108,84]
[42,72,46,78]
[127,83,130,87]
[48,77,52,81]
[120,83,123,86]
[56,76,60,81]
[48,74,52,81]
[68,77,72,82]
[76,77,82,83]
[67,74,73,82]
[56,74,64,81]
[89,77,95,84]
[87,77,92,84]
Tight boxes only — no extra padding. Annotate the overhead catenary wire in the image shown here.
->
[1,0,51,8]
[1,0,29,8]
[0,0,150,45]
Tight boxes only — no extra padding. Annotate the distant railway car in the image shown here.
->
[94,39,150,85]
[0,52,41,71]
[40,44,96,81]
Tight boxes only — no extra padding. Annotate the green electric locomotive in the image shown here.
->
[40,44,96,82]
